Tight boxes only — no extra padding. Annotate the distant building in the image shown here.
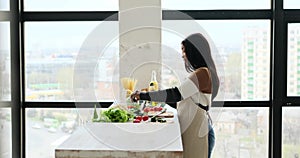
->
[215,111,236,134]
[241,27,270,100]
[25,47,119,101]
[287,25,300,96]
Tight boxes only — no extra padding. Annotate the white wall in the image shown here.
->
[119,0,162,92]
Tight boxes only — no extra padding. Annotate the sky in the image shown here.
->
[0,0,297,52]
[0,22,10,50]
[0,0,9,10]
[0,0,300,11]
[23,20,269,53]
[23,0,270,11]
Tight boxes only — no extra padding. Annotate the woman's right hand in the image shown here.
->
[130,90,141,102]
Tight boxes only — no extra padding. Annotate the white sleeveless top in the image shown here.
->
[177,77,212,137]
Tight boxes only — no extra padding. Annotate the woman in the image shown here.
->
[131,33,219,158]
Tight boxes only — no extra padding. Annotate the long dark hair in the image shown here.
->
[181,33,220,100]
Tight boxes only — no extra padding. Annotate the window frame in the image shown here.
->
[281,13,300,157]
[4,0,300,158]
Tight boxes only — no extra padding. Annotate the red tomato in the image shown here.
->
[154,106,163,111]
[133,119,141,123]
[149,107,155,112]
[135,116,143,121]
[143,107,150,113]
[142,115,149,121]
[157,107,163,111]
[127,105,134,109]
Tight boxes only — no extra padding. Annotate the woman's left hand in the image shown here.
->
[130,90,141,102]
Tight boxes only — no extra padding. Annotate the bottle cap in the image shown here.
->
[151,70,157,81]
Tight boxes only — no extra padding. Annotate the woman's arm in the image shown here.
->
[139,87,183,103]
[131,69,211,104]
[133,74,200,103]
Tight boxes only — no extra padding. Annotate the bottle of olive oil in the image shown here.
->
[149,70,158,91]
[149,70,158,106]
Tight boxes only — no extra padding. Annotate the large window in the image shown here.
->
[3,0,300,158]
[160,16,271,158]
[284,21,300,158]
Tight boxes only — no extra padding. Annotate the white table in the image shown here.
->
[55,105,183,158]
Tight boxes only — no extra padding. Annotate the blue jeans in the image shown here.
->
[208,121,215,158]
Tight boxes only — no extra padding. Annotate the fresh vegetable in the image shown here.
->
[157,117,167,123]
[150,117,156,122]
[143,106,163,113]
[142,115,149,121]
[127,104,141,116]
[143,107,150,113]
[135,115,143,122]
[127,105,135,109]
[133,119,141,123]
[102,107,134,123]
[154,106,163,111]
[149,117,166,123]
